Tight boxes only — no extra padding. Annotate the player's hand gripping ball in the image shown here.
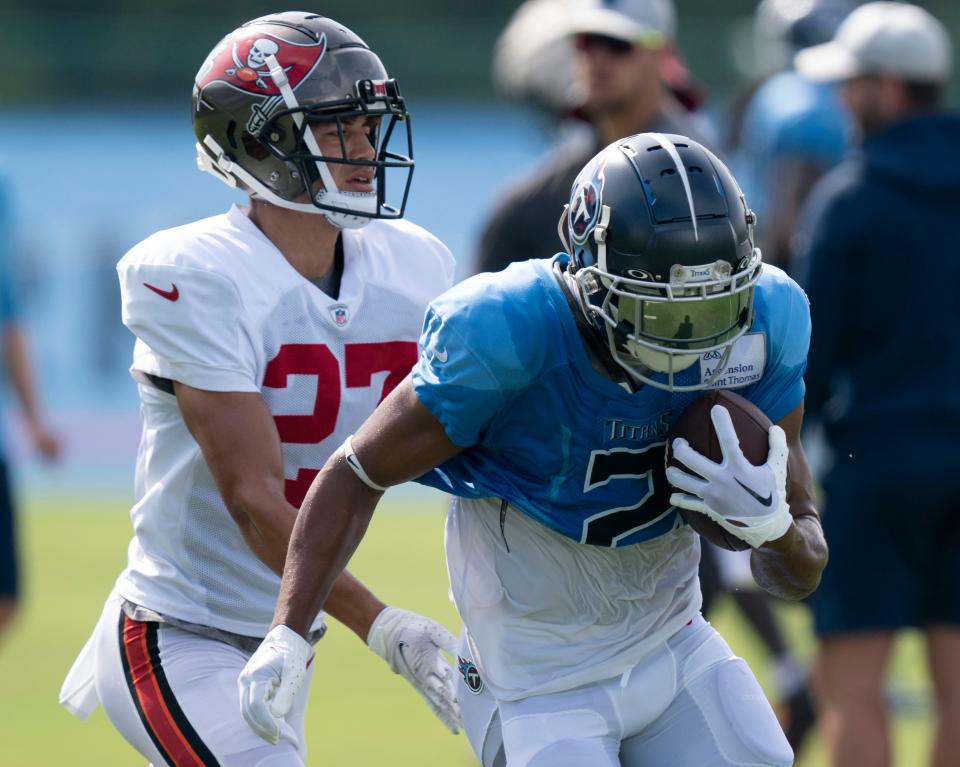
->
[665,390,792,551]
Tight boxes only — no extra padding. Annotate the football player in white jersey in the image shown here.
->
[58,12,459,766]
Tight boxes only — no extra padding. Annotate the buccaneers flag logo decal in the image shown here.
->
[196,30,326,95]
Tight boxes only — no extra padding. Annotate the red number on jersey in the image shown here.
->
[345,342,419,404]
[264,341,418,506]
[263,344,340,445]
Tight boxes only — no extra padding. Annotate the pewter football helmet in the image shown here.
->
[193,12,413,228]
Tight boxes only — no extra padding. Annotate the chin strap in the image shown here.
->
[196,134,373,229]
[266,54,375,229]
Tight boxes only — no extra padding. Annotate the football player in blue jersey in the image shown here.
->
[239,133,828,767]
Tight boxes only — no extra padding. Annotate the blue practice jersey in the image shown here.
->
[0,177,18,325]
[0,176,20,458]
[412,255,810,548]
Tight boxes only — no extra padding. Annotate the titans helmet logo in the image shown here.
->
[569,156,607,245]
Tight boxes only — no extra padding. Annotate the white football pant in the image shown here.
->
[92,594,312,766]
[456,615,793,767]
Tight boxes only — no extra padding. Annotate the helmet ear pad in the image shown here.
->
[233,120,304,200]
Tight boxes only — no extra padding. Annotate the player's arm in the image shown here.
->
[273,376,463,636]
[173,382,386,641]
[175,385,291,572]
[2,325,60,459]
[750,401,827,600]
[237,376,465,742]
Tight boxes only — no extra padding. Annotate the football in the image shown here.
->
[666,389,775,551]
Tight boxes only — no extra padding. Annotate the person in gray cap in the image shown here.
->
[794,4,959,766]
[474,0,711,276]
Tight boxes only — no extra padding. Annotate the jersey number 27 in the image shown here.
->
[264,341,417,506]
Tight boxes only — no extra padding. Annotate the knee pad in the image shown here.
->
[501,709,615,767]
[698,659,794,767]
[524,738,619,767]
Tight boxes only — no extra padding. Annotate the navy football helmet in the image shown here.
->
[560,132,761,391]
[192,12,413,228]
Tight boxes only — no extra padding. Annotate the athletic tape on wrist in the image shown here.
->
[342,435,388,492]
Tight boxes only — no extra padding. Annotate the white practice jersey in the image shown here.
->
[115,204,454,638]
[446,497,701,701]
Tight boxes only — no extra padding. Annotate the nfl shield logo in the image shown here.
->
[330,304,350,326]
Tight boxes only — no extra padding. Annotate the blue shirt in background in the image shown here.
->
[736,71,850,223]
[0,176,20,458]
[0,178,19,325]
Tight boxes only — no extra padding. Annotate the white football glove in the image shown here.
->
[238,625,314,745]
[367,607,461,734]
[666,404,793,549]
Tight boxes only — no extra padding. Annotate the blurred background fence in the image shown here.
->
[4,1,959,104]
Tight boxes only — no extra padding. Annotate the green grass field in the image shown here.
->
[0,494,933,766]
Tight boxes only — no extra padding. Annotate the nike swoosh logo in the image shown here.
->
[735,477,773,507]
[143,282,179,301]
[396,642,413,675]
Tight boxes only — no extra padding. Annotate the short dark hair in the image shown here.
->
[903,80,945,109]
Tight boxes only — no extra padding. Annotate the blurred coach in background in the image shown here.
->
[793,4,960,766]
[0,176,61,647]
[475,0,707,274]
